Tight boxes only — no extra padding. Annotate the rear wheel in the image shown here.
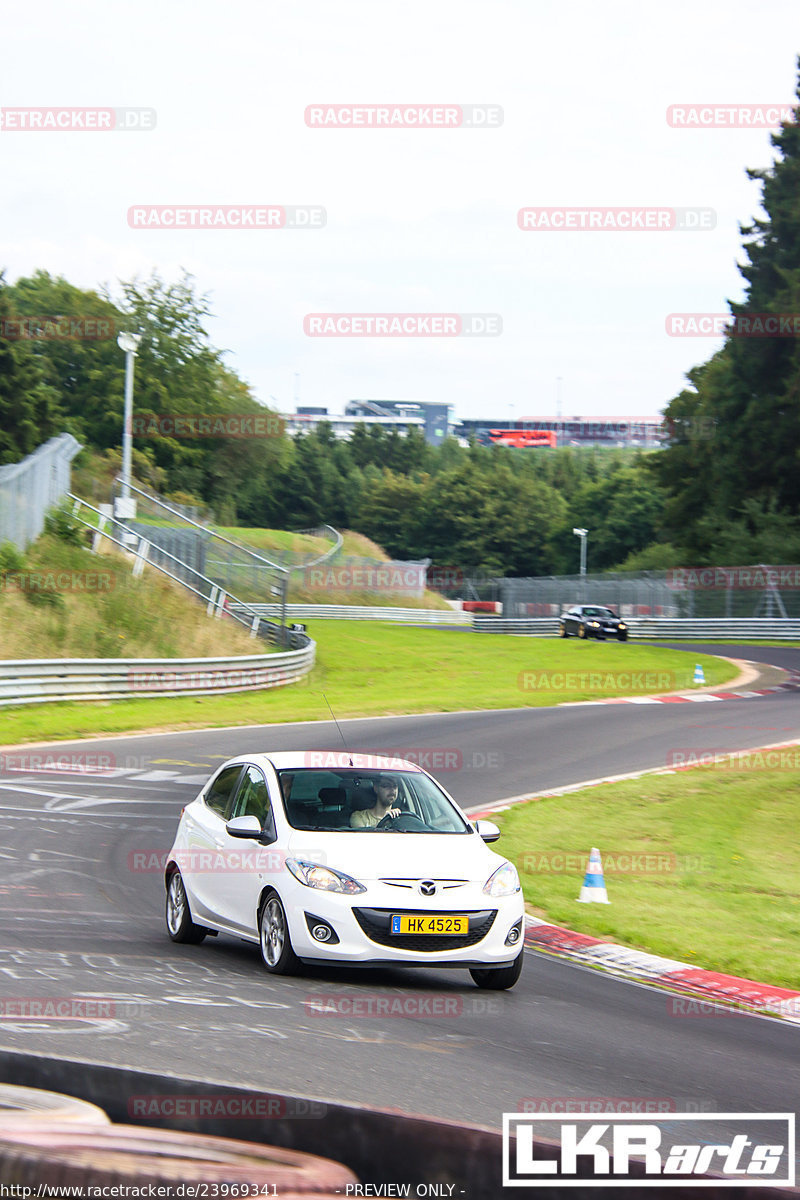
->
[259,893,300,975]
[578,623,587,640]
[166,870,207,944]
[470,951,524,990]
[559,622,568,638]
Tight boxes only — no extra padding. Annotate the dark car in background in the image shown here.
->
[559,605,628,641]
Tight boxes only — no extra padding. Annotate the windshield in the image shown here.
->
[277,768,471,834]
[584,607,616,618]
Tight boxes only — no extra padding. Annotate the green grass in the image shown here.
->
[1,622,738,745]
[0,535,261,662]
[496,763,800,989]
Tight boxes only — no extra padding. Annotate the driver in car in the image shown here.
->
[350,774,403,828]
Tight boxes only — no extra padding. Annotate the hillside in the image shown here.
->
[0,531,268,661]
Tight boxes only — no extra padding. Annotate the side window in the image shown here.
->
[232,765,272,832]
[204,764,243,819]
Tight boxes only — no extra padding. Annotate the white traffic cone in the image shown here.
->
[577,847,610,903]
[693,663,705,686]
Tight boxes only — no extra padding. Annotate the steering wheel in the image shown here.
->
[376,812,431,832]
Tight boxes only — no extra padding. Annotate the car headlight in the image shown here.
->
[619,623,627,628]
[589,621,600,626]
[483,862,520,897]
[286,858,366,895]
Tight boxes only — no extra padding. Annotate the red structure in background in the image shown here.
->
[487,429,557,448]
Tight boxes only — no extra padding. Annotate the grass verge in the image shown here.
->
[1,622,738,745]
[496,759,800,989]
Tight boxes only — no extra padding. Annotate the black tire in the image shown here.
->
[559,622,568,638]
[165,870,207,944]
[470,951,524,991]
[259,893,301,975]
[618,631,628,642]
[578,623,587,640]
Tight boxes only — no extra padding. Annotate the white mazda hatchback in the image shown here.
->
[165,751,525,989]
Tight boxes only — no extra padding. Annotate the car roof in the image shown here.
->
[223,751,425,774]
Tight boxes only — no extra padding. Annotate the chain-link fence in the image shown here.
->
[0,434,82,550]
[500,567,800,619]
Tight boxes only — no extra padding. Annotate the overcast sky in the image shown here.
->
[3,0,800,424]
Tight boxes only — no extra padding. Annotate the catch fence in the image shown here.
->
[500,567,800,619]
[0,434,82,550]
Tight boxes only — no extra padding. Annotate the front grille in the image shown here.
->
[353,908,496,952]
[380,878,468,892]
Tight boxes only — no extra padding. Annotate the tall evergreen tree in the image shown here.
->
[656,60,800,557]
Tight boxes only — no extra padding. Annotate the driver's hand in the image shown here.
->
[386,806,400,818]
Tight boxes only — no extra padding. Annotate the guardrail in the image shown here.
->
[242,604,471,624]
[472,616,800,638]
[0,644,315,707]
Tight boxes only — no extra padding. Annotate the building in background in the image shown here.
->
[456,418,664,448]
[281,400,453,445]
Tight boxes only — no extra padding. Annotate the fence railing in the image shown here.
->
[66,495,305,649]
[500,566,800,620]
[0,434,82,550]
[472,616,800,639]
[0,644,316,707]
[241,603,471,624]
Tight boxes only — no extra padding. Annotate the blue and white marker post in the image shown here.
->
[577,847,610,903]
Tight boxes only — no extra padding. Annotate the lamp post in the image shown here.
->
[117,332,141,502]
[573,527,588,577]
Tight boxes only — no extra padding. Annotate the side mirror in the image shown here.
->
[226,815,263,839]
[475,819,500,843]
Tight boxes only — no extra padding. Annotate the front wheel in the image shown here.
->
[166,870,207,944]
[578,623,587,640]
[470,951,524,991]
[259,893,301,975]
[618,632,628,642]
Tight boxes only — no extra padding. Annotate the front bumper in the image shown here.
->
[284,883,525,967]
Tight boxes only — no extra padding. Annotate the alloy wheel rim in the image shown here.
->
[167,875,185,934]
[262,899,285,966]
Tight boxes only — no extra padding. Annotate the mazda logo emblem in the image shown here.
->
[418,880,436,896]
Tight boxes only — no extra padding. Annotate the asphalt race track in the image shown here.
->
[0,643,798,1161]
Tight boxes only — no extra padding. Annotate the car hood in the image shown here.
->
[285,829,506,884]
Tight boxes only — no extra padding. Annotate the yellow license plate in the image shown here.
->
[391,914,469,936]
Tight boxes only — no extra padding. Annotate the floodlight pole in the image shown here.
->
[118,333,142,500]
[573,527,588,577]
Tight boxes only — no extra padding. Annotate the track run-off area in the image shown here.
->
[0,642,798,1168]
